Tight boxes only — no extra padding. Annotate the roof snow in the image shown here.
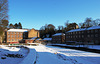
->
[43,38,52,41]
[67,26,100,33]
[7,29,28,32]
[36,38,42,40]
[52,33,65,36]
[31,37,37,40]
[67,28,87,32]
[87,26,100,30]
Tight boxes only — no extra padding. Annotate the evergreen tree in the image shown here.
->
[9,23,14,29]
[14,23,18,29]
[18,22,22,29]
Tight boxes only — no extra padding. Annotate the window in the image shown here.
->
[88,35,90,37]
[8,32,10,34]
[88,31,90,33]
[95,34,98,37]
[66,36,68,38]
[15,32,16,34]
[95,30,98,32]
[23,35,25,38]
[12,39,13,41]
[15,39,16,41]
[12,35,13,37]
[79,35,80,38]
[71,36,72,38]
[91,35,94,37]
[18,32,19,34]
[8,39,10,41]
[8,35,10,37]
[12,32,13,34]
[91,30,93,33]
[82,35,84,38]
[18,35,19,37]
[76,32,77,34]
[79,32,81,34]
[20,32,22,34]
[15,35,16,37]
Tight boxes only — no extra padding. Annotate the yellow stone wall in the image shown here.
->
[28,29,39,38]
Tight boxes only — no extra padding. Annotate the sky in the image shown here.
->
[8,0,100,30]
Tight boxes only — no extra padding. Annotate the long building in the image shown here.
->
[65,26,100,45]
[5,28,39,44]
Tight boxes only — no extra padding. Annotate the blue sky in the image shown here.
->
[8,0,100,30]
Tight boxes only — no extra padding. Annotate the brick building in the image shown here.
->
[65,26,100,45]
[6,28,39,44]
[52,33,65,43]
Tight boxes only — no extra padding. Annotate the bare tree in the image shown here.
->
[80,18,100,28]
[0,0,8,21]
[65,20,69,27]
[58,25,63,30]
[0,0,8,43]
[92,19,100,26]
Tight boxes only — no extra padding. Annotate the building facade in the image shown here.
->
[52,33,65,43]
[65,26,100,45]
[6,28,39,44]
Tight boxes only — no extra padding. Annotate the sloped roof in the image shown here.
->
[52,33,65,36]
[67,28,86,32]
[67,26,100,33]
[7,29,28,32]
[87,26,100,30]
[31,37,37,40]
[43,38,52,41]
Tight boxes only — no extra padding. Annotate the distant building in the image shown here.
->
[5,28,39,44]
[35,38,43,43]
[25,37,37,43]
[28,28,39,38]
[43,38,52,43]
[65,26,100,45]
[52,33,65,43]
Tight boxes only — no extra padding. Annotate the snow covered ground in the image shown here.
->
[28,44,100,64]
[49,44,100,50]
[0,44,100,64]
[0,46,29,64]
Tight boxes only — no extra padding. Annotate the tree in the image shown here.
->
[40,24,55,38]
[18,22,22,29]
[0,0,8,21]
[65,21,78,31]
[80,18,100,28]
[57,25,64,33]
[65,20,69,27]
[0,0,8,43]
[1,20,9,29]
[58,26,63,30]
[84,18,92,27]
[47,24,55,37]
[92,19,100,26]
[67,23,78,29]
[14,23,18,29]
[9,23,14,29]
